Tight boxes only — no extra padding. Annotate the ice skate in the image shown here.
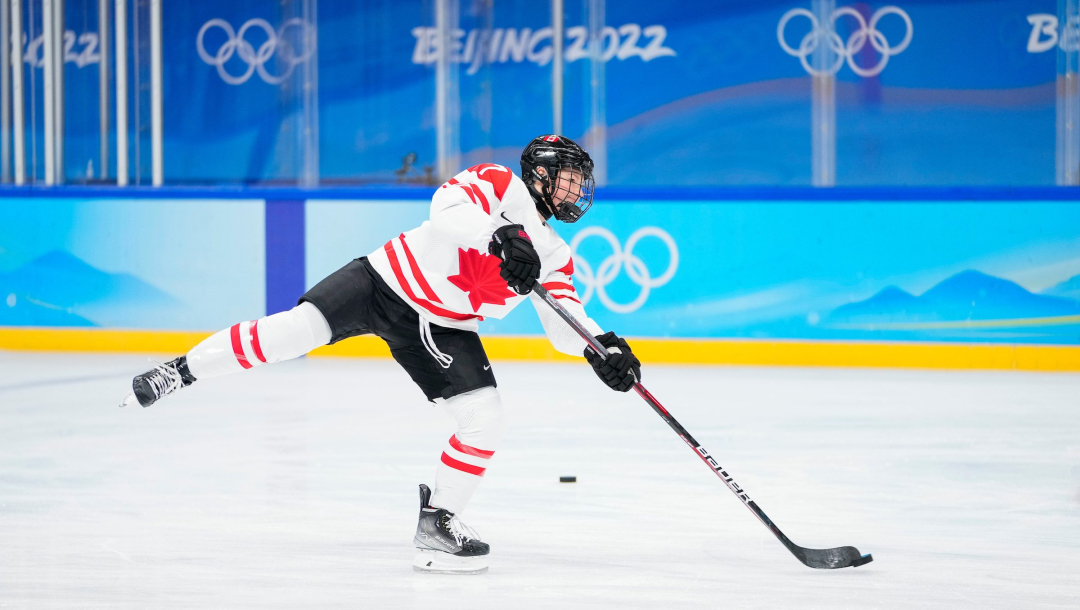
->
[412,484,489,575]
[120,356,196,408]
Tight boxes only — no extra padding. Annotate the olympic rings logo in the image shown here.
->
[570,227,678,314]
[196,18,317,85]
[777,5,912,78]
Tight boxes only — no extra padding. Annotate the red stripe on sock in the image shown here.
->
[230,323,252,369]
[441,452,486,476]
[249,319,267,363]
[449,435,495,458]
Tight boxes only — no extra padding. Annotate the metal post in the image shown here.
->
[810,0,836,187]
[132,0,140,184]
[435,0,447,179]
[150,0,161,185]
[434,0,459,180]
[1,0,10,183]
[43,0,55,185]
[115,0,127,185]
[585,0,606,185]
[552,0,563,135]
[98,0,109,179]
[299,0,319,187]
[53,0,63,183]
[1058,0,1080,185]
[10,0,23,184]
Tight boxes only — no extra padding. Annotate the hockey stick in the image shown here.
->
[533,284,873,570]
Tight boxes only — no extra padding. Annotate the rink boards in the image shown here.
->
[1,187,1079,370]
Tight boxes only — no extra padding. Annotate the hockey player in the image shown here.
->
[121,135,642,575]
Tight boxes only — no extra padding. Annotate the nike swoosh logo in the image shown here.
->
[483,364,491,370]
[500,212,512,224]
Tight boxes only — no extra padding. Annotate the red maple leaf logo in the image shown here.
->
[447,248,516,312]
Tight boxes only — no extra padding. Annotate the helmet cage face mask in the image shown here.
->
[536,164,594,223]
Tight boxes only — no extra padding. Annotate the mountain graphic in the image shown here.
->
[828,270,1080,325]
[1042,273,1080,302]
[0,250,177,327]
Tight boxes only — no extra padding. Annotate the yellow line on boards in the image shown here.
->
[2,327,1078,372]
[0,327,213,354]
[829,314,1080,331]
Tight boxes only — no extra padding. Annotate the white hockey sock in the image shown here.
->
[186,301,333,380]
[430,386,505,515]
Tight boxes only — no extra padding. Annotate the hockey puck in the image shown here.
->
[560,476,576,483]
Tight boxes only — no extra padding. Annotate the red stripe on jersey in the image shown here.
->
[457,184,476,205]
[542,281,576,293]
[383,240,480,321]
[449,435,495,458]
[470,164,512,201]
[230,323,252,369]
[556,258,574,276]
[399,233,442,303]
[554,294,582,304]
[440,178,460,189]
[468,184,490,214]
[441,452,486,476]
[249,320,267,363]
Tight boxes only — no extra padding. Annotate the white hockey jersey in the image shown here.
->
[367,163,604,356]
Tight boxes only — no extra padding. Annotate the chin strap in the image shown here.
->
[528,170,558,219]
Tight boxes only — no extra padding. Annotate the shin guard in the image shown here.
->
[430,386,504,515]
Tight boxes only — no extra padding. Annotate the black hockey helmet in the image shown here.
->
[520,135,595,223]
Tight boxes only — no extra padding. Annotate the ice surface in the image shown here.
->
[1,351,1079,609]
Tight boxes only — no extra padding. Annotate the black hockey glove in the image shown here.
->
[584,331,641,392]
[489,224,541,295]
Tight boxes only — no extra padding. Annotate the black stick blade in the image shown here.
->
[796,545,873,569]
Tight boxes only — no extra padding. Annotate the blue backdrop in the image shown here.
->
[4,187,1078,346]
[307,194,1080,344]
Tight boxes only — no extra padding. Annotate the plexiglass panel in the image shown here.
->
[607,2,814,185]
[830,0,1055,185]
[0,0,1061,186]
[161,0,317,184]
[321,0,435,184]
